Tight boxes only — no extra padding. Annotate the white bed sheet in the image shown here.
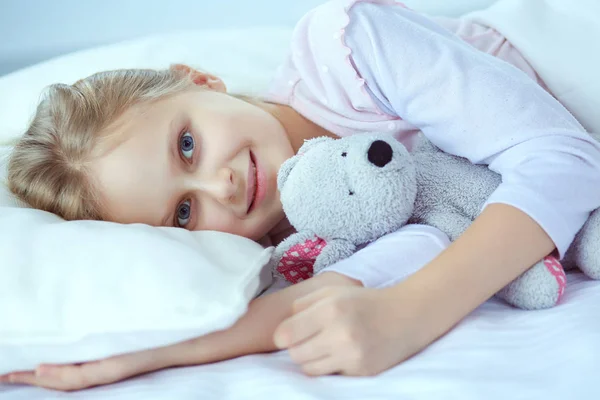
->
[2,272,598,400]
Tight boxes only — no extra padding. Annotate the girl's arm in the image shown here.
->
[0,272,361,391]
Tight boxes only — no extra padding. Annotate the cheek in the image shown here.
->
[195,204,253,238]
[195,204,272,241]
[196,207,236,233]
[200,120,248,162]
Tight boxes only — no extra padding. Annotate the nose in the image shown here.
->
[367,140,393,167]
[211,168,237,203]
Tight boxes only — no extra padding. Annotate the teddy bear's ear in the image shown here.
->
[278,136,335,190]
[297,136,335,155]
[277,155,300,191]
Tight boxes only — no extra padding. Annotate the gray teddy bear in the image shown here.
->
[270,133,600,310]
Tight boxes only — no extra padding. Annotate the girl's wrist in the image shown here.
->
[380,273,455,348]
[318,271,364,287]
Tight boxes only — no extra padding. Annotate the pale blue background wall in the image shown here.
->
[0,0,497,77]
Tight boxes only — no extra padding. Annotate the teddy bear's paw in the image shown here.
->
[497,256,566,310]
[571,209,600,280]
[573,244,600,280]
[313,239,356,273]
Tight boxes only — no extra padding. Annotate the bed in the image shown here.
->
[2,274,599,399]
[1,0,599,399]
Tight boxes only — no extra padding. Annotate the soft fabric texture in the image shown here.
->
[465,0,600,134]
[321,224,450,288]
[0,28,292,375]
[264,0,600,259]
[271,133,600,310]
[3,272,600,400]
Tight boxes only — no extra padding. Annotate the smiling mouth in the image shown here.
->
[248,153,258,213]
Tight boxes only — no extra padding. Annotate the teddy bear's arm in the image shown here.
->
[314,239,357,273]
[270,231,324,284]
[270,230,316,265]
[496,255,566,310]
[563,208,600,279]
[413,210,473,243]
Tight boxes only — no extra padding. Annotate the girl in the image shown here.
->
[3,0,600,391]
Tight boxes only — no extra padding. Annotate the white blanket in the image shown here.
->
[466,0,600,133]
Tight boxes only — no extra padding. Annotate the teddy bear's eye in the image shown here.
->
[341,152,347,157]
[348,191,354,196]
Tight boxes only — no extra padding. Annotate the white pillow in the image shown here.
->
[0,207,273,375]
[0,27,291,374]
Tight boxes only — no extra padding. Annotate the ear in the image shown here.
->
[170,64,227,92]
[277,155,301,191]
[297,136,335,155]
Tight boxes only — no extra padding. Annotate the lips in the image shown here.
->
[247,150,266,214]
[246,153,257,213]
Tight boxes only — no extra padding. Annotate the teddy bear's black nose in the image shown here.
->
[367,140,393,167]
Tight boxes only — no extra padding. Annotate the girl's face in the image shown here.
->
[91,81,294,241]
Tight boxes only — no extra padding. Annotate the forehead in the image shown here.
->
[90,97,178,224]
[94,94,178,157]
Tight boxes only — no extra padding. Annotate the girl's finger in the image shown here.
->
[0,370,33,382]
[292,287,337,314]
[0,369,69,389]
[301,355,342,376]
[288,332,331,364]
[0,373,12,382]
[4,371,39,386]
[273,310,322,349]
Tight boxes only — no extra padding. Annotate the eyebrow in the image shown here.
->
[160,118,180,227]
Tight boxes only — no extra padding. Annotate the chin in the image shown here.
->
[239,221,267,242]
[247,217,276,242]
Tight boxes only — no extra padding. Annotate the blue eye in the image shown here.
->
[177,200,192,227]
[180,132,194,160]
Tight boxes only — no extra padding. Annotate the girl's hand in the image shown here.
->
[273,284,427,376]
[0,349,166,392]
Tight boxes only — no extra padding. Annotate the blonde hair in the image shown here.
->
[7,67,200,221]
